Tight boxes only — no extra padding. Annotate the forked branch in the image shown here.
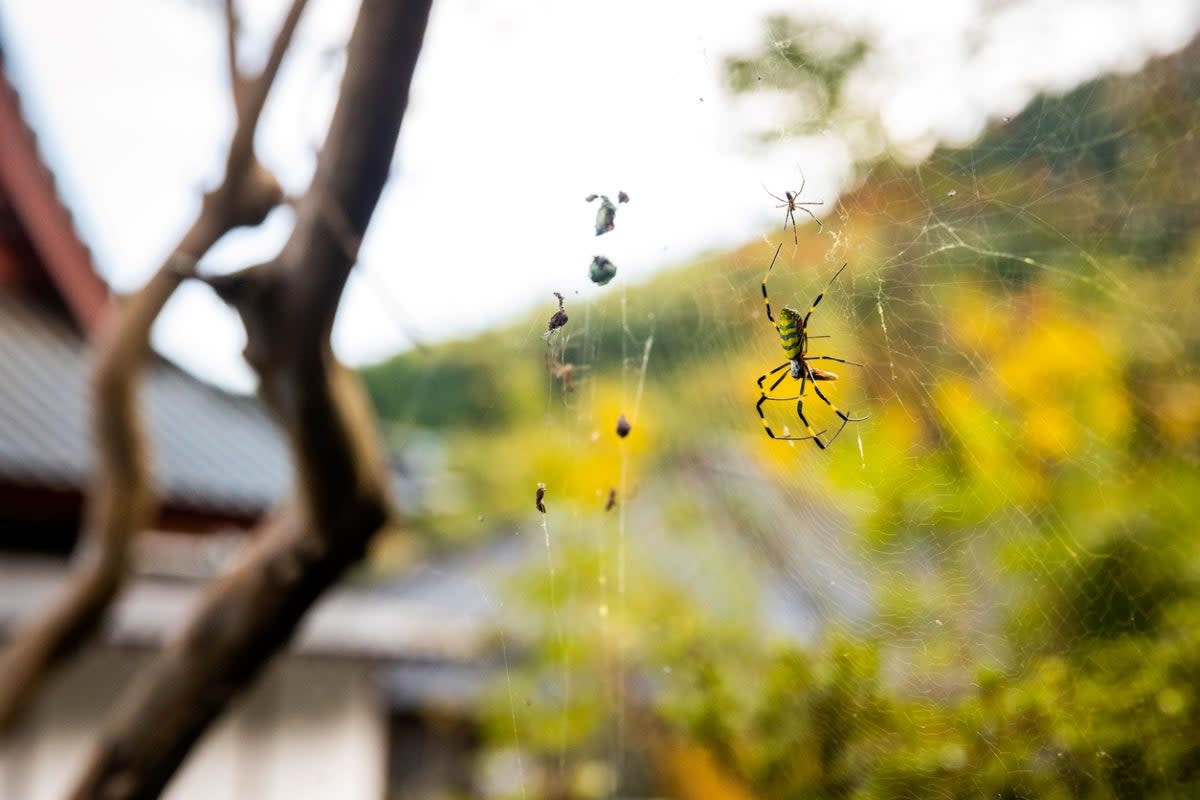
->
[0,0,309,736]
[67,0,433,797]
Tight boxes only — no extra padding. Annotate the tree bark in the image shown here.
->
[67,0,433,797]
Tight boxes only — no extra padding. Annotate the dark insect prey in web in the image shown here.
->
[589,256,618,286]
[586,193,619,236]
[615,414,631,438]
[547,291,569,333]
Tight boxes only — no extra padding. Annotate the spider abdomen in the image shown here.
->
[776,318,803,359]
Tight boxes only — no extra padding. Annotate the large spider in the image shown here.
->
[755,243,868,449]
[764,168,823,244]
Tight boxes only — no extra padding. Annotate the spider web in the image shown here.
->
[375,19,1200,800]
[5,0,1196,797]
[356,5,1200,797]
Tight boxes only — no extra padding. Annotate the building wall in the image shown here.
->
[0,648,386,800]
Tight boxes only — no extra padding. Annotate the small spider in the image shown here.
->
[755,243,868,449]
[764,168,823,244]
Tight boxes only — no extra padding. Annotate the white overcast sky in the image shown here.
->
[2,0,1197,390]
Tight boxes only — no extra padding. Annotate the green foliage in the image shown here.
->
[724,15,869,136]
[656,610,1200,799]
[364,343,542,430]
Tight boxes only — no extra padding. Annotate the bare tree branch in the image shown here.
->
[66,0,433,797]
[226,0,309,175]
[222,0,243,109]
[0,0,309,736]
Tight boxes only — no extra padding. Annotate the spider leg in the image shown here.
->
[758,362,795,394]
[794,397,826,449]
[760,243,784,324]
[762,185,787,205]
[810,371,869,422]
[785,207,798,244]
[808,376,869,447]
[807,355,865,367]
[756,361,790,391]
[792,201,824,232]
[756,361,827,442]
[795,165,806,196]
[802,262,849,328]
[757,391,826,443]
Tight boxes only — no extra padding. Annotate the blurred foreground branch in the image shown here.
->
[67,0,432,797]
[0,0,308,735]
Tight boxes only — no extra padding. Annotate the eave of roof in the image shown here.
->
[0,556,496,663]
[0,57,109,333]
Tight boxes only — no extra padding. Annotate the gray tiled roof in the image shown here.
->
[0,295,290,517]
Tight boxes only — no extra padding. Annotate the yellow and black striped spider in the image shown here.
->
[764,168,823,244]
[755,243,868,449]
